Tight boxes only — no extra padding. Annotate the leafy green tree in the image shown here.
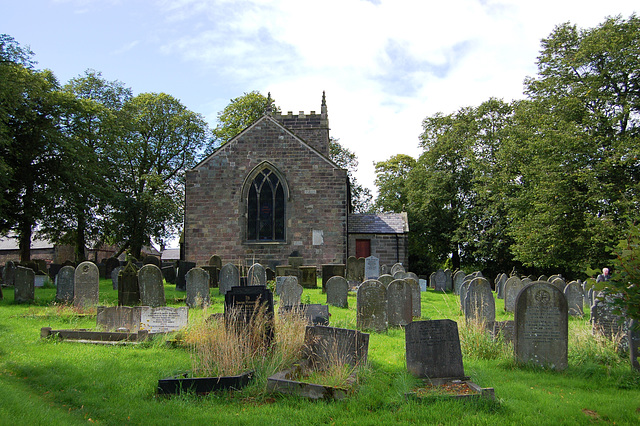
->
[604,221,640,323]
[209,91,279,150]
[329,138,373,213]
[104,92,209,258]
[374,154,416,213]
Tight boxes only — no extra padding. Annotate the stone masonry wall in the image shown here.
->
[185,117,348,270]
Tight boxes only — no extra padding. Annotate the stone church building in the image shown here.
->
[184,93,408,270]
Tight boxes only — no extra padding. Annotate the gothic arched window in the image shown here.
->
[246,167,286,241]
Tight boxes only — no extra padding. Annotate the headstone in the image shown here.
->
[429,272,436,289]
[504,276,525,313]
[434,269,447,292]
[275,265,300,279]
[104,257,120,279]
[186,267,210,308]
[444,269,453,292]
[364,256,380,280]
[280,278,303,307]
[288,256,304,268]
[393,271,408,280]
[34,271,46,287]
[97,306,142,331]
[346,256,358,283]
[378,274,394,287]
[138,264,166,307]
[406,278,421,318]
[176,260,195,291]
[326,276,348,308]
[139,306,189,333]
[299,266,317,288]
[304,326,370,370]
[200,265,219,287]
[550,277,566,292]
[48,263,63,282]
[538,275,549,282]
[247,263,267,286]
[356,279,387,332]
[224,285,274,346]
[495,273,507,299]
[380,264,389,275]
[219,263,240,295]
[405,320,466,379]
[419,278,427,292]
[279,304,330,326]
[74,261,99,308]
[14,266,35,302]
[56,265,75,302]
[489,320,515,344]
[356,257,366,282]
[563,281,583,316]
[208,255,222,269]
[118,262,140,306]
[321,264,345,293]
[3,261,16,286]
[463,278,495,325]
[111,266,122,290]
[143,255,161,268]
[591,297,629,351]
[387,279,412,326]
[514,281,568,370]
[453,270,466,295]
[266,267,275,282]
[162,265,176,284]
[390,263,405,275]
[275,276,286,296]
[459,279,471,313]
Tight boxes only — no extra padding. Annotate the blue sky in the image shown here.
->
[4,0,638,195]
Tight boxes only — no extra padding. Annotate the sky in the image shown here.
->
[4,0,639,197]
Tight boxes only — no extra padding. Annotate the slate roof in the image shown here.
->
[348,212,409,234]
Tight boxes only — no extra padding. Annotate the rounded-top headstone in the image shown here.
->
[74,261,99,308]
[326,276,349,308]
[139,264,166,307]
[357,279,387,332]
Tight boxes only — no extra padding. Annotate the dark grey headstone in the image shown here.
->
[444,269,453,292]
[514,281,568,370]
[495,273,507,299]
[504,276,524,312]
[176,261,195,292]
[326,276,348,308]
[219,263,240,295]
[186,267,210,308]
[464,277,495,325]
[208,255,222,269]
[356,279,387,332]
[118,262,140,306]
[111,266,122,290]
[248,263,267,286]
[356,258,366,282]
[591,297,629,351]
[200,265,219,287]
[346,256,358,283]
[74,261,99,308]
[14,266,35,302]
[387,279,412,326]
[434,269,447,292]
[3,261,16,286]
[280,278,303,307]
[104,257,120,279]
[139,264,165,307]
[453,270,466,295]
[56,265,75,302]
[299,266,317,288]
[405,320,465,379]
[224,285,274,346]
[406,278,421,318]
[143,255,161,268]
[563,281,584,316]
[162,265,176,284]
[304,326,369,370]
[321,264,345,293]
[364,256,380,280]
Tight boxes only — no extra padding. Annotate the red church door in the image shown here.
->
[355,239,371,258]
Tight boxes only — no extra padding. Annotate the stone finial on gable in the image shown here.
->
[266,92,273,116]
[321,91,327,116]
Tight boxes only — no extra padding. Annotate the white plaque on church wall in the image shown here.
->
[312,230,324,245]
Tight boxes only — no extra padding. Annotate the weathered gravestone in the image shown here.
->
[118,262,140,306]
[326,276,348,308]
[357,280,387,332]
[453,270,466,295]
[419,279,427,292]
[48,263,63,282]
[162,265,176,285]
[279,304,330,326]
[591,297,629,351]
[3,261,16,286]
[200,265,219,288]
[434,269,447,292]
[74,261,99,308]
[390,263,405,276]
[56,265,75,302]
[514,281,568,370]
[208,255,222,269]
[280,278,303,307]
[406,278,421,318]
[495,273,507,299]
[143,255,161,268]
[111,266,123,290]
[176,260,195,292]
[104,257,120,279]
[97,306,142,331]
[563,281,584,316]
[504,276,525,313]
[444,269,453,292]
[346,256,358,284]
[304,326,370,370]
[186,267,210,308]
[356,257,366,282]
[464,278,495,325]
[393,271,408,280]
[405,320,466,380]
[364,256,380,280]
[321,264,345,293]
[219,263,240,295]
[550,277,566,292]
[139,264,165,307]
[248,263,267,286]
[387,279,412,327]
[139,306,189,333]
[378,274,394,287]
[14,266,35,302]
[299,266,317,289]
[225,285,274,346]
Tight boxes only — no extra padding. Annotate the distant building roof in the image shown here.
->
[348,212,409,234]
[161,248,180,261]
[0,234,54,251]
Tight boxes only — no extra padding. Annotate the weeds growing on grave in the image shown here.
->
[569,319,624,368]
[460,319,511,361]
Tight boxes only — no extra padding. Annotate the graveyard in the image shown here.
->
[0,261,639,425]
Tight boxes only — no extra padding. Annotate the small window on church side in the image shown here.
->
[247,168,285,241]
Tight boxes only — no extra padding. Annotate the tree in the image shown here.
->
[604,221,640,323]
[374,154,416,213]
[104,92,209,258]
[38,70,132,261]
[209,91,279,151]
[329,138,373,213]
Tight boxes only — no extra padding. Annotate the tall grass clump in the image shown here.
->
[459,319,511,361]
[569,321,624,368]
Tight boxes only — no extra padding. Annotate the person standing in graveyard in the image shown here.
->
[596,267,610,283]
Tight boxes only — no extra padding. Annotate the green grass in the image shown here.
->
[0,279,638,425]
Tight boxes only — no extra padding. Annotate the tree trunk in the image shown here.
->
[451,246,460,271]
[75,210,87,263]
[19,221,32,263]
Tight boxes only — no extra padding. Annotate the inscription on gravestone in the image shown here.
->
[326,276,348,308]
[74,261,99,308]
[56,265,75,302]
[405,320,466,379]
[364,256,380,280]
[304,326,370,370]
[186,267,210,308]
[139,306,188,333]
[356,280,387,332]
[225,285,274,346]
